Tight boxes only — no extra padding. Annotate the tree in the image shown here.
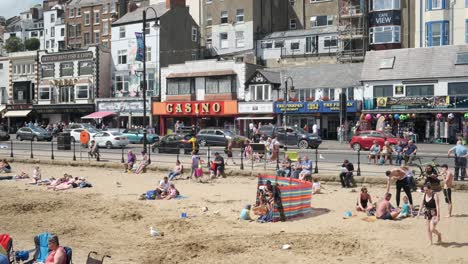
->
[4,36,24,53]
[24,38,40,51]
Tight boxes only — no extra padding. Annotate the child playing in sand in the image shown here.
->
[398,196,412,218]
[28,166,41,184]
[312,178,321,194]
[240,204,252,221]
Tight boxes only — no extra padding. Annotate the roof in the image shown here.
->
[256,69,281,84]
[268,63,363,89]
[261,27,338,40]
[361,45,468,82]
[69,0,112,7]
[167,70,236,78]
[112,3,169,26]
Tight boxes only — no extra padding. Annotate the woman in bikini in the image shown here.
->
[417,183,442,245]
[356,187,374,213]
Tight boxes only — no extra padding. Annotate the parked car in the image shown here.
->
[349,130,408,151]
[196,129,246,147]
[16,127,53,141]
[254,125,322,149]
[122,129,159,144]
[93,131,129,149]
[69,128,99,143]
[153,134,193,154]
[0,130,10,141]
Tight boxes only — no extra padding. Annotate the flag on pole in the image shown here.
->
[135,32,144,62]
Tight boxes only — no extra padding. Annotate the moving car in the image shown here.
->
[93,131,129,149]
[153,134,193,154]
[16,127,52,141]
[196,129,246,147]
[69,128,99,143]
[349,130,408,151]
[254,125,322,149]
[122,129,159,144]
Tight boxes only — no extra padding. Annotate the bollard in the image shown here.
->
[51,140,54,160]
[73,141,77,161]
[357,149,361,176]
[148,146,151,164]
[207,146,211,169]
[121,147,125,163]
[10,140,13,158]
[314,148,319,174]
[30,140,33,159]
[240,147,244,170]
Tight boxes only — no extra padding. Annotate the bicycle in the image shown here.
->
[412,157,440,179]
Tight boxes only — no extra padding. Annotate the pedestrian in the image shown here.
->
[225,141,236,165]
[403,140,418,165]
[174,120,180,133]
[447,140,467,181]
[440,164,454,217]
[339,159,354,188]
[385,167,414,208]
[124,150,136,173]
[269,135,280,162]
[395,140,404,166]
[417,183,442,246]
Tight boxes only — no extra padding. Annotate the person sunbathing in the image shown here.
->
[167,160,183,180]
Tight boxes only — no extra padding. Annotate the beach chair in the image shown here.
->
[86,251,111,264]
[64,246,72,264]
[285,151,299,162]
[0,234,13,264]
[33,232,52,263]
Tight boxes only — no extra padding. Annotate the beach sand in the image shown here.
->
[0,163,467,264]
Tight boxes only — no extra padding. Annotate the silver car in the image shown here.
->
[93,131,129,149]
[16,127,53,141]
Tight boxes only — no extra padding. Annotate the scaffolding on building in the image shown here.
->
[337,0,367,63]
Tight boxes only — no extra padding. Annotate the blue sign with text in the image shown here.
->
[273,100,357,114]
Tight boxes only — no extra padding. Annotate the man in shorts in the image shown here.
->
[212,152,225,178]
[376,193,400,220]
[440,164,454,217]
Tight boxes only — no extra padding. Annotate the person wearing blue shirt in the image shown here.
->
[448,140,467,181]
[395,140,404,166]
[403,140,417,165]
[299,156,313,181]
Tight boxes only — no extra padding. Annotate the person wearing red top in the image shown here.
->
[45,235,66,264]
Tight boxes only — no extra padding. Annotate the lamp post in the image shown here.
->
[283,76,295,152]
[142,7,159,153]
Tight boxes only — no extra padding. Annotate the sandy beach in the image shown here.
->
[0,162,467,264]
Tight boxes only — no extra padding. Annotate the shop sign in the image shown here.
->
[322,101,357,113]
[274,101,357,114]
[97,100,148,115]
[238,102,273,113]
[41,51,94,63]
[164,102,224,115]
[377,96,450,107]
[369,10,401,27]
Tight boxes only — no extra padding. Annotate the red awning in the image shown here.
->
[81,111,117,119]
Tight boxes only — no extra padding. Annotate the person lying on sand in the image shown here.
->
[376,193,400,220]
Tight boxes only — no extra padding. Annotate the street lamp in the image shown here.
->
[283,76,295,152]
[142,7,159,153]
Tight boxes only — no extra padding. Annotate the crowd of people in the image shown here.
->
[367,140,418,166]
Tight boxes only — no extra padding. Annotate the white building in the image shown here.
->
[3,6,45,50]
[415,0,468,47]
[0,57,9,107]
[43,7,66,52]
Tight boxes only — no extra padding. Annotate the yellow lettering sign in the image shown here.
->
[166,104,173,113]
[202,103,209,113]
[184,103,192,113]
[212,103,221,113]
[175,104,183,113]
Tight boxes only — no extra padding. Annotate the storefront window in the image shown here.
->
[448,82,468,95]
[167,78,194,95]
[60,62,74,77]
[405,85,434,96]
[373,85,393,97]
[370,26,400,44]
[205,76,235,94]
[42,64,54,78]
[249,84,271,101]
[370,0,400,11]
[60,86,75,103]
[76,85,89,99]
[39,87,52,100]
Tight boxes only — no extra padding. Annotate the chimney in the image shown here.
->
[128,2,138,13]
[166,0,186,9]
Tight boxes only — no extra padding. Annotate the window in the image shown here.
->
[84,13,90,25]
[448,82,468,95]
[466,20,468,44]
[94,31,100,44]
[310,15,333,27]
[324,36,338,47]
[39,87,52,100]
[51,26,55,37]
[289,19,297,29]
[94,12,100,25]
[146,47,152,61]
[21,65,25,74]
[274,41,284,48]
[50,14,55,23]
[118,50,127,64]
[110,3,116,13]
[342,87,354,100]
[322,88,335,100]
[192,27,197,42]
[102,3,108,13]
[50,40,55,49]
[60,62,73,77]
[84,32,90,45]
[220,33,228,49]
[103,21,109,35]
[76,86,89,99]
[427,0,446,10]
[60,86,74,103]
[115,75,129,92]
[76,24,81,36]
[380,57,395,69]
[206,32,212,47]
[119,27,125,38]
[79,61,93,75]
[235,31,244,47]
[206,76,235,94]
[406,85,434,96]
[373,85,393,97]
[249,84,271,101]
[167,78,194,95]
[46,41,50,49]
[370,26,400,44]
[206,13,212,26]
[221,11,228,24]
[370,0,400,11]
[236,9,244,23]
[426,21,449,46]
[298,88,317,101]
[70,8,75,17]
[61,28,65,37]
[261,41,272,49]
[77,8,81,16]
[290,41,300,50]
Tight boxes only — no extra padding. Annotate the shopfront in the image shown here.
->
[152,100,238,135]
[237,102,276,136]
[96,98,151,129]
[273,100,359,139]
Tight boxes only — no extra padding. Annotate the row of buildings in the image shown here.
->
[0,0,467,142]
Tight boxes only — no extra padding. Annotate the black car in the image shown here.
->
[255,125,322,149]
[152,134,194,154]
[196,129,247,147]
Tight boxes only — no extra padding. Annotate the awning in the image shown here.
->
[167,70,236,78]
[81,111,117,119]
[4,110,32,117]
[236,116,274,120]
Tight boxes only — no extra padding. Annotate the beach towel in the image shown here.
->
[174,195,188,200]
[34,232,52,263]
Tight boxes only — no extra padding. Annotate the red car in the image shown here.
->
[349,130,408,151]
